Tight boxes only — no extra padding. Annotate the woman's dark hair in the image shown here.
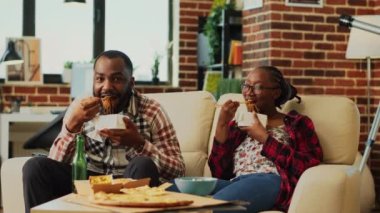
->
[93,50,133,76]
[257,66,301,108]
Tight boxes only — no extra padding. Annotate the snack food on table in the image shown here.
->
[89,175,151,194]
[89,175,121,194]
[89,174,113,185]
[113,177,151,189]
[87,175,194,208]
[90,185,194,207]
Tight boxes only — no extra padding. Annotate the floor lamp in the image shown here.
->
[343,15,380,173]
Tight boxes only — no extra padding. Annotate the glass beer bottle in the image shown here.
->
[72,134,87,193]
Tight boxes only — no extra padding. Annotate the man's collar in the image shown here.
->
[124,88,140,117]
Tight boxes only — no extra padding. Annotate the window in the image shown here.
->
[105,0,170,82]
[36,0,93,74]
[1,0,177,84]
[0,0,23,79]
[285,0,323,8]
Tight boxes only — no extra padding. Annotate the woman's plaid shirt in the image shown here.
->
[49,89,185,182]
[208,110,323,211]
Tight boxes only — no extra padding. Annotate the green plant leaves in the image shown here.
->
[203,2,234,65]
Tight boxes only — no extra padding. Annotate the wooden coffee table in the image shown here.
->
[31,194,107,213]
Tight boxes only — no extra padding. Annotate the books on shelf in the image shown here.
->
[228,40,242,65]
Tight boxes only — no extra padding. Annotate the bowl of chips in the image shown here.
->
[174,177,217,196]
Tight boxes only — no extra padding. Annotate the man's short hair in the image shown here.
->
[93,50,133,75]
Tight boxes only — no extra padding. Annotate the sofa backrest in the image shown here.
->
[209,94,360,165]
[282,95,360,164]
[145,91,216,176]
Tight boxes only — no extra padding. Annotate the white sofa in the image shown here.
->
[1,91,376,213]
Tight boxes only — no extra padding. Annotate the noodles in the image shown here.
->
[101,96,112,114]
[246,100,257,112]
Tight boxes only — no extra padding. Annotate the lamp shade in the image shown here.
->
[346,15,380,59]
[0,41,23,65]
[64,0,86,3]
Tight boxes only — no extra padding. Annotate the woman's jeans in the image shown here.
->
[212,173,281,212]
[169,173,281,213]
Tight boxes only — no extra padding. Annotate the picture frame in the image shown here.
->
[285,0,323,8]
[5,37,42,84]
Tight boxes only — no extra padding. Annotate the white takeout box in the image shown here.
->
[95,114,127,130]
[236,111,267,127]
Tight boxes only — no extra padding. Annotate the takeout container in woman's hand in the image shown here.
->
[236,111,267,127]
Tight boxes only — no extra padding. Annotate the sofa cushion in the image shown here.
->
[182,152,208,176]
[146,91,216,176]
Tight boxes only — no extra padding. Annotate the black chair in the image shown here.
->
[23,110,66,150]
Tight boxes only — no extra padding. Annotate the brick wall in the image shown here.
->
[0,84,185,110]
[243,0,380,203]
[1,84,71,109]
[179,0,213,90]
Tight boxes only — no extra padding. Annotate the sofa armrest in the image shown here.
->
[353,153,376,213]
[288,164,360,213]
[1,157,31,213]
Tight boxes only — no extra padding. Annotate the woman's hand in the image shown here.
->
[214,100,240,144]
[239,112,268,143]
[66,97,101,133]
[219,100,240,125]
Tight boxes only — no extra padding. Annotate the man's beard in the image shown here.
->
[109,89,132,114]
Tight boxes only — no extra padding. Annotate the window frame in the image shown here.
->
[23,0,175,85]
[285,0,323,8]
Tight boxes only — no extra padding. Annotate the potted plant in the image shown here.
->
[204,0,234,65]
[63,61,73,84]
[64,61,73,70]
[151,53,161,85]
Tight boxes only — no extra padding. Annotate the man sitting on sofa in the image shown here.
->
[22,50,185,213]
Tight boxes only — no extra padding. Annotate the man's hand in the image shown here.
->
[66,97,101,133]
[98,117,145,148]
[239,112,268,143]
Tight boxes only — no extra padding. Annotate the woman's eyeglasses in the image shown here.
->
[241,83,279,94]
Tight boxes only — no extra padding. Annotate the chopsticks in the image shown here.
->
[215,101,259,112]
[215,101,248,107]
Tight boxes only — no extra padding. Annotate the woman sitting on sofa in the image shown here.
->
[208,66,323,212]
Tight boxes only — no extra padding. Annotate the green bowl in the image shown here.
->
[174,177,217,196]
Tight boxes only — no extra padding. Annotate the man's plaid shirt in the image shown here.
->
[49,89,185,182]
